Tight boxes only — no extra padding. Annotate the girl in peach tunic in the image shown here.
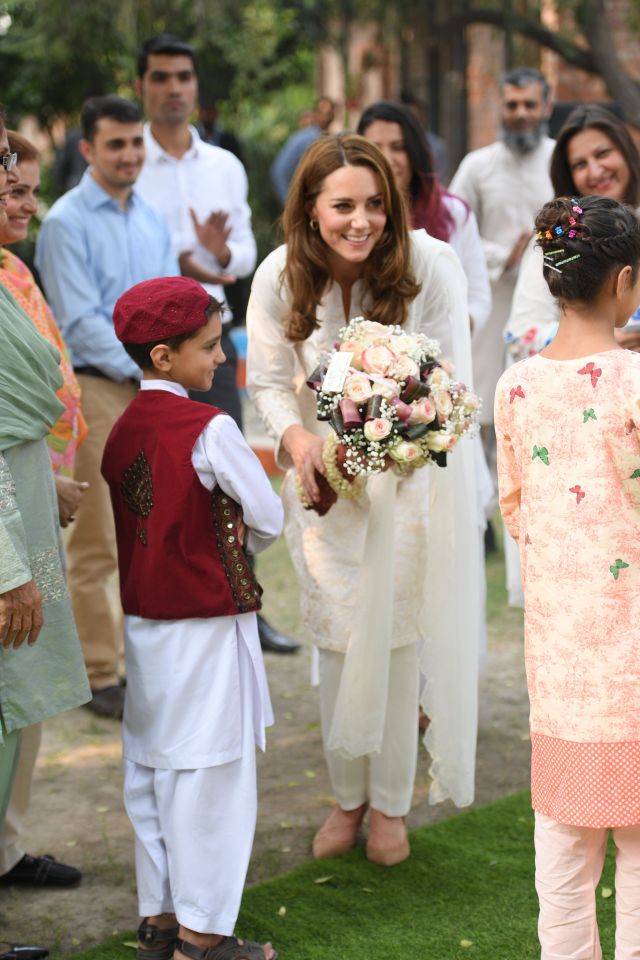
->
[495,195,640,960]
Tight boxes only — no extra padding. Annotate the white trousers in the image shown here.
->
[318,644,418,817]
[123,643,258,935]
[0,723,42,874]
[535,811,640,960]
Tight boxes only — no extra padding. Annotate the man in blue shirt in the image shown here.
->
[270,97,335,206]
[36,95,178,719]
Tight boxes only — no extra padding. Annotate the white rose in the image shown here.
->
[344,372,373,403]
[364,418,393,442]
[433,390,453,420]
[429,367,451,389]
[425,431,456,453]
[340,339,364,370]
[371,377,400,399]
[392,354,420,381]
[389,440,422,464]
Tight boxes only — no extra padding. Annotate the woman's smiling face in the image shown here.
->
[567,127,631,202]
[310,164,388,273]
[2,159,40,245]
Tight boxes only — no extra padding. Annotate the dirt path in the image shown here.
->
[1,579,528,955]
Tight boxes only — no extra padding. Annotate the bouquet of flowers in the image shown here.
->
[298,317,480,515]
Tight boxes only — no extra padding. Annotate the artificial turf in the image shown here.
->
[52,789,616,960]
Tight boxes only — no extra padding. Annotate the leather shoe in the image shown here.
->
[312,803,367,858]
[0,854,81,887]
[85,684,125,719]
[366,810,410,866]
[257,614,299,654]
[0,944,49,959]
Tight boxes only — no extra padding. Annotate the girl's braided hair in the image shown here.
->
[535,195,640,302]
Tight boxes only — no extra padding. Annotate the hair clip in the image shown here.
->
[568,229,577,238]
[544,249,564,257]
[554,226,564,236]
[544,263,563,274]
[569,217,576,226]
[556,254,581,267]
[572,204,583,214]
[545,230,553,239]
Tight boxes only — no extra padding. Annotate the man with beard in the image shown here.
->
[450,68,554,468]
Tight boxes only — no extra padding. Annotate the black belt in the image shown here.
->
[75,366,138,386]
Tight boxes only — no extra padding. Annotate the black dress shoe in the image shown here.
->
[85,684,125,719]
[0,854,82,887]
[257,614,300,654]
[0,944,49,959]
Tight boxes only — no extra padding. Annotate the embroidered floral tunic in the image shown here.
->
[495,349,640,827]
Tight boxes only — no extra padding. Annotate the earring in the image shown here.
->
[309,218,319,231]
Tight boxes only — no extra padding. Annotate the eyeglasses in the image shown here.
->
[0,152,17,172]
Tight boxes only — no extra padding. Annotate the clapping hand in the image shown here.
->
[189,208,231,266]
[178,251,237,287]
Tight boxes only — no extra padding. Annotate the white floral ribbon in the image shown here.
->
[326,468,398,757]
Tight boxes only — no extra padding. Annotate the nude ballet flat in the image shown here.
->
[312,803,367,859]
[366,809,410,866]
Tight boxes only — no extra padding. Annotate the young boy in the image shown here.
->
[101,277,283,960]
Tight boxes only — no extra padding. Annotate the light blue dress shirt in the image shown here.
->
[35,171,178,382]
[270,125,321,206]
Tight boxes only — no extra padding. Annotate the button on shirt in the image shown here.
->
[35,171,178,382]
[135,125,257,315]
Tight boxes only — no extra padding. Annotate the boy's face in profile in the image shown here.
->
[162,310,226,391]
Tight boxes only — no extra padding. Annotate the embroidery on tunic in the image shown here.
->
[29,547,67,603]
[211,488,262,613]
[532,445,549,465]
[0,454,18,514]
[610,558,629,580]
[121,450,154,546]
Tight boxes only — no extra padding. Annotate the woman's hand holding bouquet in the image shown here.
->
[296,317,481,515]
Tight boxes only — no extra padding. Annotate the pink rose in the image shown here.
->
[409,397,437,425]
[426,431,457,453]
[392,354,420,381]
[371,377,400,399]
[364,418,393,442]
[340,339,363,370]
[362,344,397,376]
[344,372,373,403]
[433,390,453,420]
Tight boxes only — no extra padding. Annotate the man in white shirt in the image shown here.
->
[135,34,299,654]
[450,68,555,440]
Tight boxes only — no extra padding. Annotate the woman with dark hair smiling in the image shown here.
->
[358,100,491,333]
[247,132,482,866]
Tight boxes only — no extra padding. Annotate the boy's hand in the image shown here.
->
[0,580,43,649]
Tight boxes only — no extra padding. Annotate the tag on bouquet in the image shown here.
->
[322,352,353,393]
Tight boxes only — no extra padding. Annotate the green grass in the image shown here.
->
[53,790,617,960]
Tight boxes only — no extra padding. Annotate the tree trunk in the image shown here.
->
[581,0,640,127]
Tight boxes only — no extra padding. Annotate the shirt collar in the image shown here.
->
[78,168,138,211]
[143,123,201,164]
[140,379,189,398]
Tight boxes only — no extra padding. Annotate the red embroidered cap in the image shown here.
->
[114,277,211,343]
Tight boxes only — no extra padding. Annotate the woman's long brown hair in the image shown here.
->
[281,133,421,341]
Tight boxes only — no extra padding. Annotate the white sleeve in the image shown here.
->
[447,201,492,334]
[246,251,304,469]
[450,157,511,281]
[505,238,559,361]
[192,415,284,555]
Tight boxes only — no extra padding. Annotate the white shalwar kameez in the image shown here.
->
[450,137,555,425]
[121,380,283,935]
[247,230,482,811]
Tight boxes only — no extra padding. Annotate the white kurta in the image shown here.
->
[445,194,492,334]
[122,380,283,770]
[246,230,481,807]
[450,138,555,423]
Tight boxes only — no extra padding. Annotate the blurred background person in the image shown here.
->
[270,96,336,206]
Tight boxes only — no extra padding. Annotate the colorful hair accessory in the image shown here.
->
[545,230,553,239]
[554,226,563,236]
[572,204,583,214]
[545,249,563,257]
[569,217,576,226]
[568,229,577,238]
[556,254,581,267]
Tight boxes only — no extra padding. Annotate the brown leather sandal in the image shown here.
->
[175,935,277,960]
[136,919,179,960]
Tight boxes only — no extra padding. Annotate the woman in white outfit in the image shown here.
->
[246,133,481,866]
[504,105,640,606]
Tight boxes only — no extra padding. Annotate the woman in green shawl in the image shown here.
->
[0,112,89,848]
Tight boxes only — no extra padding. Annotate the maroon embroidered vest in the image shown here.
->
[101,390,262,620]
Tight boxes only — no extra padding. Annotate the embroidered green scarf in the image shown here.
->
[0,284,64,450]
